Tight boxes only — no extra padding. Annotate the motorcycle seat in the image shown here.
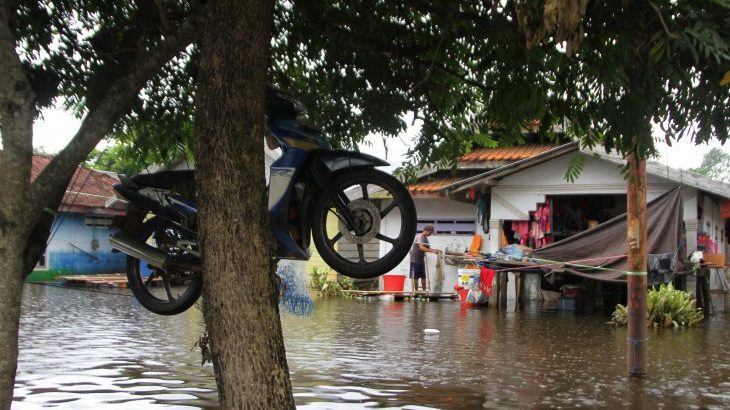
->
[132,170,196,190]
[266,86,307,122]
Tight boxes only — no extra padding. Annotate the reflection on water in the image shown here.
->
[14,284,730,409]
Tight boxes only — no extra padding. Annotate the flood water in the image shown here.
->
[13,283,730,409]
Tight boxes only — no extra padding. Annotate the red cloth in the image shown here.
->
[479,267,495,296]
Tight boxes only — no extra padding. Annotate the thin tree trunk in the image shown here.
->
[194,0,294,408]
[626,153,648,377]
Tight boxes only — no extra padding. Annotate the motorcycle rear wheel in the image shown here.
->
[311,168,416,279]
[126,217,203,315]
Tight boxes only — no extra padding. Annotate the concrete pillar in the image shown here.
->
[488,219,501,253]
[682,188,698,252]
[686,219,699,254]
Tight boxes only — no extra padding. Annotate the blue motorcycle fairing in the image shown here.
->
[270,121,330,151]
[269,147,310,260]
[306,149,390,173]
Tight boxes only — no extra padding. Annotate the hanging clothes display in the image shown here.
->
[522,201,553,249]
[511,221,530,245]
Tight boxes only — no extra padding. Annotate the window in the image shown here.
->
[417,219,475,235]
[35,251,48,270]
[85,215,114,229]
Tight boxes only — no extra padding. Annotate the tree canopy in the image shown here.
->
[2,0,730,407]
[73,0,730,177]
[689,147,730,183]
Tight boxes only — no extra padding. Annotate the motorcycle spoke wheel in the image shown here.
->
[126,218,203,315]
[312,169,416,279]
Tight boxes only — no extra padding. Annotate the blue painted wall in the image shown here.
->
[30,212,126,279]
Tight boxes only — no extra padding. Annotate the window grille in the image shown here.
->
[417,219,475,235]
[85,215,114,229]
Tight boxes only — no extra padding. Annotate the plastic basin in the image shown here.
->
[382,274,406,292]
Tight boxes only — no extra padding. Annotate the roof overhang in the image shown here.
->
[438,141,730,201]
[441,142,580,195]
[596,151,730,200]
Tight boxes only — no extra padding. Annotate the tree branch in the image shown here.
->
[26,9,206,224]
[153,0,173,33]
[296,0,433,58]
[648,1,678,39]
[411,31,446,92]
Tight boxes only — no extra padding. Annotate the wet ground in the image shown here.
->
[13,283,730,409]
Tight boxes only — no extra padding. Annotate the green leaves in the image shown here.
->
[12,0,729,170]
[309,267,354,297]
[564,153,586,183]
[688,148,730,183]
[610,283,704,328]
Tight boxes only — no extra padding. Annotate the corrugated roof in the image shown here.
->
[459,145,557,162]
[444,142,730,201]
[32,156,124,211]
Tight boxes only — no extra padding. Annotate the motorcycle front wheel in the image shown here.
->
[126,217,203,315]
[311,168,417,279]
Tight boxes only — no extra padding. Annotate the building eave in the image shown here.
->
[441,142,581,195]
[594,150,730,200]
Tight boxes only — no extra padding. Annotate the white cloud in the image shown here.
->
[33,108,81,153]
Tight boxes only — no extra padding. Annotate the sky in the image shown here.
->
[33,107,729,172]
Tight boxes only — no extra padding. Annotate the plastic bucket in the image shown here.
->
[383,274,406,292]
[457,268,480,287]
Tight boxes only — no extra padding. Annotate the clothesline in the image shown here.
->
[486,254,630,275]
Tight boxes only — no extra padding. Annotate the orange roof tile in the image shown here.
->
[460,145,556,162]
[31,156,123,212]
[408,176,463,194]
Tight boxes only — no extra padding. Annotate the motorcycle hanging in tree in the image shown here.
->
[109,87,417,315]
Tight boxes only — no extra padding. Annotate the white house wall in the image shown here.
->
[701,194,726,254]
[682,187,699,253]
[381,197,478,293]
[491,152,678,221]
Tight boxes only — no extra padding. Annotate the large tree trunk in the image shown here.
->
[0,1,36,405]
[194,0,294,408]
[0,3,203,406]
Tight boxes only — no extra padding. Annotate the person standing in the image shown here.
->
[409,225,442,293]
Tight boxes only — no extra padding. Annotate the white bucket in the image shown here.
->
[457,268,480,286]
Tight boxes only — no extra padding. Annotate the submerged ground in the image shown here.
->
[13,283,730,409]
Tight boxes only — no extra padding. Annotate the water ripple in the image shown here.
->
[14,284,730,409]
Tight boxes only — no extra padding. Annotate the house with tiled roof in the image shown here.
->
[378,144,562,290]
[27,156,127,281]
[408,145,559,197]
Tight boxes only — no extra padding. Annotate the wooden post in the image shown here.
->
[626,153,648,377]
[490,271,500,309]
[514,272,522,311]
[499,271,508,310]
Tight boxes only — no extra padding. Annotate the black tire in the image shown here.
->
[311,168,417,279]
[126,218,203,315]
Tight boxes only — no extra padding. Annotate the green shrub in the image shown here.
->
[610,283,703,328]
[309,267,353,297]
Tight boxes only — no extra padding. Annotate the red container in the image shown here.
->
[383,274,406,292]
[455,285,487,308]
[561,284,581,298]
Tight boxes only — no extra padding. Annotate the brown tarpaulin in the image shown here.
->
[531,187,688,283]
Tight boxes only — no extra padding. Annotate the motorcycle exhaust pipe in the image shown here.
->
[110,232,169,269]
[110,232,203,273]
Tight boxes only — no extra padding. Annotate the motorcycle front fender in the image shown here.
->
[307,150,389,173]
[302,150,389,239]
